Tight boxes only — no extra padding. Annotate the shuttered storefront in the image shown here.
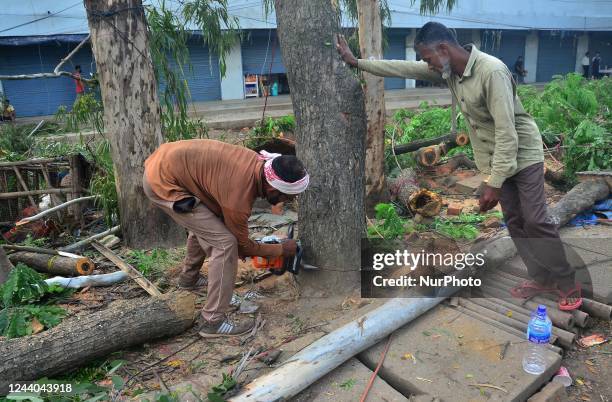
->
[0,41,93,117]
[384,29,407,90]
[241,30,285,75]
[537,31,577,82]
[481,30,527,71]
[184,40,221,101]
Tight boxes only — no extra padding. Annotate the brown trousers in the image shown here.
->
[499,162,575,290]
[143,176,237,322]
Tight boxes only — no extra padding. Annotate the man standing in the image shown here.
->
[513,56,527,84]
[72,65,85,100]
[581,52,591,79]
[144,139,309,337]
[336,21,582,310]
[592,52,601,79]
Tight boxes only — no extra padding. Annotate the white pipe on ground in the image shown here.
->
[45,271,128,288]
[228,297,444,402]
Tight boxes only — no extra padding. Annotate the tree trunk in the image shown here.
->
[83,0,185,248]
[357,0,387,210]
[0,291,195,395]
[0,248,13,285]
[274,0,367,293]
[8,252,95,277]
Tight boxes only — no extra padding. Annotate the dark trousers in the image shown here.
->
[499,162,575,290]
[583,65,590,78]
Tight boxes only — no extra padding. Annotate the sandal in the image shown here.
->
[510,280,557,299]
[558,283,583,311]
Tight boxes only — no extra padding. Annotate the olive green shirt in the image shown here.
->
[358,45,544,188]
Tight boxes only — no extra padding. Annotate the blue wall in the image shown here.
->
[0,43,94,117]
[481,30,527,72]
[241,30,285,75]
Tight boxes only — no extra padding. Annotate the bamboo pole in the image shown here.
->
[12,166,36,207]
[0,188,69,199]
[60,226,120,252]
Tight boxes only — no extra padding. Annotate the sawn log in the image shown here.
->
[8,251,94,276]
[0,291,196,395]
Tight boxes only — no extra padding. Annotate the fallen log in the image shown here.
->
[0,291,195,395]
[0,248,14,285]
[547,178,610,227]
[8,251,94,276]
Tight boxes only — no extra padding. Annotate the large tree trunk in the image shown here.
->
[357,0,387,210]
[83,0,185,248]
[0,291,195,395]
[274,0,367,293]
[0,248,13,285]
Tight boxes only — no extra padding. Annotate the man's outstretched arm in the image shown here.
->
[335,34,444,84]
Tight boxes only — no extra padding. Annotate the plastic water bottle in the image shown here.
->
[523,305,552,375]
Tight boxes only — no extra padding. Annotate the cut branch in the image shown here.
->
[0,35,95,83]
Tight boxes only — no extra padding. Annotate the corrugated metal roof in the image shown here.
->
[1,0,611,38]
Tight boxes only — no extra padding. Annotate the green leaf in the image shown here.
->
[6,393,45,402]
[339,378,356,390]
[111,375,124,390]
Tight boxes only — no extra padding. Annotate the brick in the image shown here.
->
[447,202,463,216]
[455,173,486,194]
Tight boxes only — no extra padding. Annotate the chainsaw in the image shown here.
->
[251,223,317,275]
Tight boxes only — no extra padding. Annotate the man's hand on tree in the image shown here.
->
[335,34,358,67]
[281,239,297,257]
[479,184,502,212]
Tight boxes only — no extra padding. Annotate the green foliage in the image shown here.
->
[433,219,479,240]
[517,74,611,183]
[126,248,172,280]
[0,124,35,161]
[55,93,104,134]
[385,103,472,173]
[368,203,407,239]
[246,115,296,149]
[207,373,237,402]
[0,264,67,338]
[339,379,356,390]
[88,141,118,226]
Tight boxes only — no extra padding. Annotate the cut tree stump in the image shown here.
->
[0,291,196,395]
[8,252,94,276]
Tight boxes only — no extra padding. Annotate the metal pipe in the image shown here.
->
[228,297,444,401]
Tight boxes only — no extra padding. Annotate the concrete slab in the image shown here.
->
[527,381,569,402]
[293,357,409,402]
[359,305,561,402]
[455,174,486,195]
[500,225,612,303]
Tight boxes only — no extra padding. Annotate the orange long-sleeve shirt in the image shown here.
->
[144,139,282,257]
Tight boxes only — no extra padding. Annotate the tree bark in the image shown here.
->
[274,0,367,293]
[8,252,95,276]
[0,291,195,395]
[0,248,13,285]
[357,0,387,209]
[83,0,185,248]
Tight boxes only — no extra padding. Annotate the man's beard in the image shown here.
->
[441,59,452,80]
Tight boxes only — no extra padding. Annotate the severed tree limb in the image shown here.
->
[16,195,97,226]
[0,35,95,83]
[60,226,121,252]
